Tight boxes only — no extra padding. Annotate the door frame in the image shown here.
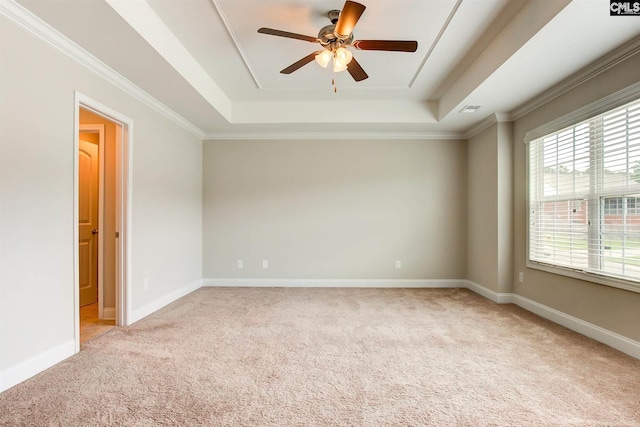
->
[79,124,105,317]
[74,92,133,353]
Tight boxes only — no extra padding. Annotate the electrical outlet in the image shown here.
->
[144,278,149,290]
[237,259,243,269]
[262,259,269,269]
[395,260,401,269]
[519,272,524,283]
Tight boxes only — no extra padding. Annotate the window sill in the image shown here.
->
[526,260,640,294]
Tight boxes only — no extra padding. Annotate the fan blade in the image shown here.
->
[280,52,322,74]
[258,28,319,43]
[353,40,418,52]
[347,57,368,82]
[334,1,366,39]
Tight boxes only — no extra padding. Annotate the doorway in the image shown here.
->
[74,92,132,352]
[78,122,114,343]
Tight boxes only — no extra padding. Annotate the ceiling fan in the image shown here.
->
[257,0,418,82]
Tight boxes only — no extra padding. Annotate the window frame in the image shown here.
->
[525,83,640,294]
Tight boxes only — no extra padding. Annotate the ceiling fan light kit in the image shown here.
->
[315,49,333,68]
[257,0,418,83]
[332,47,353,72]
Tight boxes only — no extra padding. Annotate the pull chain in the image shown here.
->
[332,78,337,93]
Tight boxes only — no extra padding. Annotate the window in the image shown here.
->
[528,98,640,288]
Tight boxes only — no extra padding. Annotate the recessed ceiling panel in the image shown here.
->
[217,0,458,91]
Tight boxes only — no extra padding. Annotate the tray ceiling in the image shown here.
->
[7,0,640,138]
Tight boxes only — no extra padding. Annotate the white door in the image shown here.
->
[79,139,99,307]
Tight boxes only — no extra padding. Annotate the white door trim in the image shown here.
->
[79,124,106,318]
[74,92,133,353]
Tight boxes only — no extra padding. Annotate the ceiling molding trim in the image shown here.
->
[463,113,512,139]
[210,0,261,89]
[510,35,640,121]
[202,131,465,141]
[523,81,640,143]
[0,0,205,139]
[409,0,463,88]
[494,113,512,122]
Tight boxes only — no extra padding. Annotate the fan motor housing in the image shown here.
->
[318,24,353,46]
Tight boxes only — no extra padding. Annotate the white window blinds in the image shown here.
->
[528,98,640,284]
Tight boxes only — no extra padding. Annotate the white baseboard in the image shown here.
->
[129,279,202,324]
[203,278,467,288]
[464,280,513,303]
[0,339,75,393]
[509,293,640,360]
[203,277,639,359]
[464,280,640,360]
[3,277,636,394]
[102,307,116,320]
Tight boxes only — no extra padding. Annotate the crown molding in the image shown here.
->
[463,116,494,140]
[0,0,205,139]
[203,131,466,141]
[463,36,640,140]
[463,112,512,139]
[524,81,640,143]
[510,35,640,121]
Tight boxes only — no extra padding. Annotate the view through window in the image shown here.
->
[528,98,640,285]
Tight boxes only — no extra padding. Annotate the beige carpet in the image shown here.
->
[1,287,639,426]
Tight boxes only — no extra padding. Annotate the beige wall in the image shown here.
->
[79,109,117,310]
[468,125,500,291]
[512,51,640,341]
[467,121,513,293]
[0,16,202,380]
[203,139,467,280]
[497,121,513,293]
